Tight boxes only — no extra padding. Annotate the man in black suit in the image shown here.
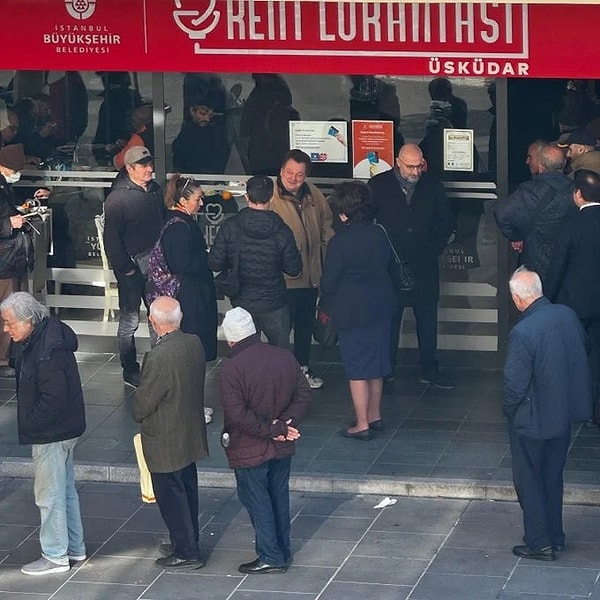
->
[368,143,456,389]
[544,169,600,425]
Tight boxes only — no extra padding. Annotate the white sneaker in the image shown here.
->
[204,407,213,424]
[21,557,70,576]
[301,366,323,389]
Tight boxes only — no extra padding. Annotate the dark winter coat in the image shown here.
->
[320,221,396,331]
[493,172,574,280]
[368,167,456,304]
[504,297,592,438]
[16,317,86,445]
[172,119,229,175]
[0,175,31,279]
[220,333,312,469]
[133,329,208,473]
[104,170,165,275]
[207,207,301,313]
[161,211,218,361]
[544,204,600,319]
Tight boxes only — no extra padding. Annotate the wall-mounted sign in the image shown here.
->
[352,120,394,179]
[444,129,474,172]
[289,121,348,163]
[1,1,598,78]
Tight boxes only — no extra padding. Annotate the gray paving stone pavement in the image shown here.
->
[1,352,600,597]
[1,478,600,600]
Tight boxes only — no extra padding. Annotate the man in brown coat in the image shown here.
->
[270,149,335,389]
[220,307,312,574]
[133,296,208,570]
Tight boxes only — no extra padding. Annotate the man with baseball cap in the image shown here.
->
[104,146,165,387]
[557,128,600,177]
[219,307,311,574]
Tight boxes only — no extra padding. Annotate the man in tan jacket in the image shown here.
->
[133,296,209,570]
[270,149,335,388]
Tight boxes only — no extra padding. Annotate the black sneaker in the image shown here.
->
[123,371,140,388]
[419,372,454,390]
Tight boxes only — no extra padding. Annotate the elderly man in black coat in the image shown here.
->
[368,143,456,389]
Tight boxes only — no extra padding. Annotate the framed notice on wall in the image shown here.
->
[444,129,474,172]
[352,120,394,179]
[289,121,348,163]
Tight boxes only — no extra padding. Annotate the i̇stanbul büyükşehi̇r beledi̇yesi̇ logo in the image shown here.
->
[65,0,96,20]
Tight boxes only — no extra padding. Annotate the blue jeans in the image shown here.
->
[234,456,292,566]
[32,438,86,565]
[115,269,155,372]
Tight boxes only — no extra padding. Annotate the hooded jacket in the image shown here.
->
[208,207,302,312]
[103,169,165,275]
[16,317,86,445]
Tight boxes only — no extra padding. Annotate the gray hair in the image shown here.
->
[538,143,566,173]
[149,296,182,328]
[509,266,543,299]
[0,292,49,326]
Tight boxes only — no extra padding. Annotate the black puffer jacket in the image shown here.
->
[208,207,301,313]
[16,317,86,445]
[493,172,575,280]
[104,169,165,275]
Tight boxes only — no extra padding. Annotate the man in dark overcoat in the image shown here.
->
[544,169,600,425]
[505,267,592,561]
[368,143,455,388]
[133,296,208,570]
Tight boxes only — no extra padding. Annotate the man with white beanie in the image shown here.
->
[219,306,312,574]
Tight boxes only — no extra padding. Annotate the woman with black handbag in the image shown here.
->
[320,181,396,440]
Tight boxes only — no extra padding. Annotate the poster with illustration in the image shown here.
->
[289,121,348,163]
[352,120,394,178]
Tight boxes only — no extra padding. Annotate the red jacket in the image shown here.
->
[219,333,312,469]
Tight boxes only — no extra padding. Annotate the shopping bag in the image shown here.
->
[133,433,155,503]
[313,295,338,348]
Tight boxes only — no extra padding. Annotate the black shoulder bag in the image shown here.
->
[376,223,415,293]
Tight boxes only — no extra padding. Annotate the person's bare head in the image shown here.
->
[509,266,543,312]
[537,144,566,174]
[149,297,182,336]
[525,140,546,175]
[396,143,425,184]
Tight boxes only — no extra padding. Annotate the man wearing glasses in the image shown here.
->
[104,146,165,388]
[369,143,456,389]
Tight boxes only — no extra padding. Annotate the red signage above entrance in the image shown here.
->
[2,1,598,77]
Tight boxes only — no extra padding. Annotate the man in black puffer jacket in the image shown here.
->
[208,176,301,347]
[0,292,86,576]
[493,142,575,281]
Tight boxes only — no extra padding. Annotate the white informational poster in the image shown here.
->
[443,129,474,172]
[289,121,348,163]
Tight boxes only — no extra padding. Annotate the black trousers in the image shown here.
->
[581,317,600,425]
[390,301,439,375]
[286,288,318,367]
[151,462,200,560]
[509,428,570,550]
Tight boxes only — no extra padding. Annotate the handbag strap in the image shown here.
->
[376,223,402,264]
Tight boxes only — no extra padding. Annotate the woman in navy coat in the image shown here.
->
[157,174,218,361]
[320,181,396,440]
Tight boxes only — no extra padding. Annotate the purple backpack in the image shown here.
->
[145,216,187,305]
